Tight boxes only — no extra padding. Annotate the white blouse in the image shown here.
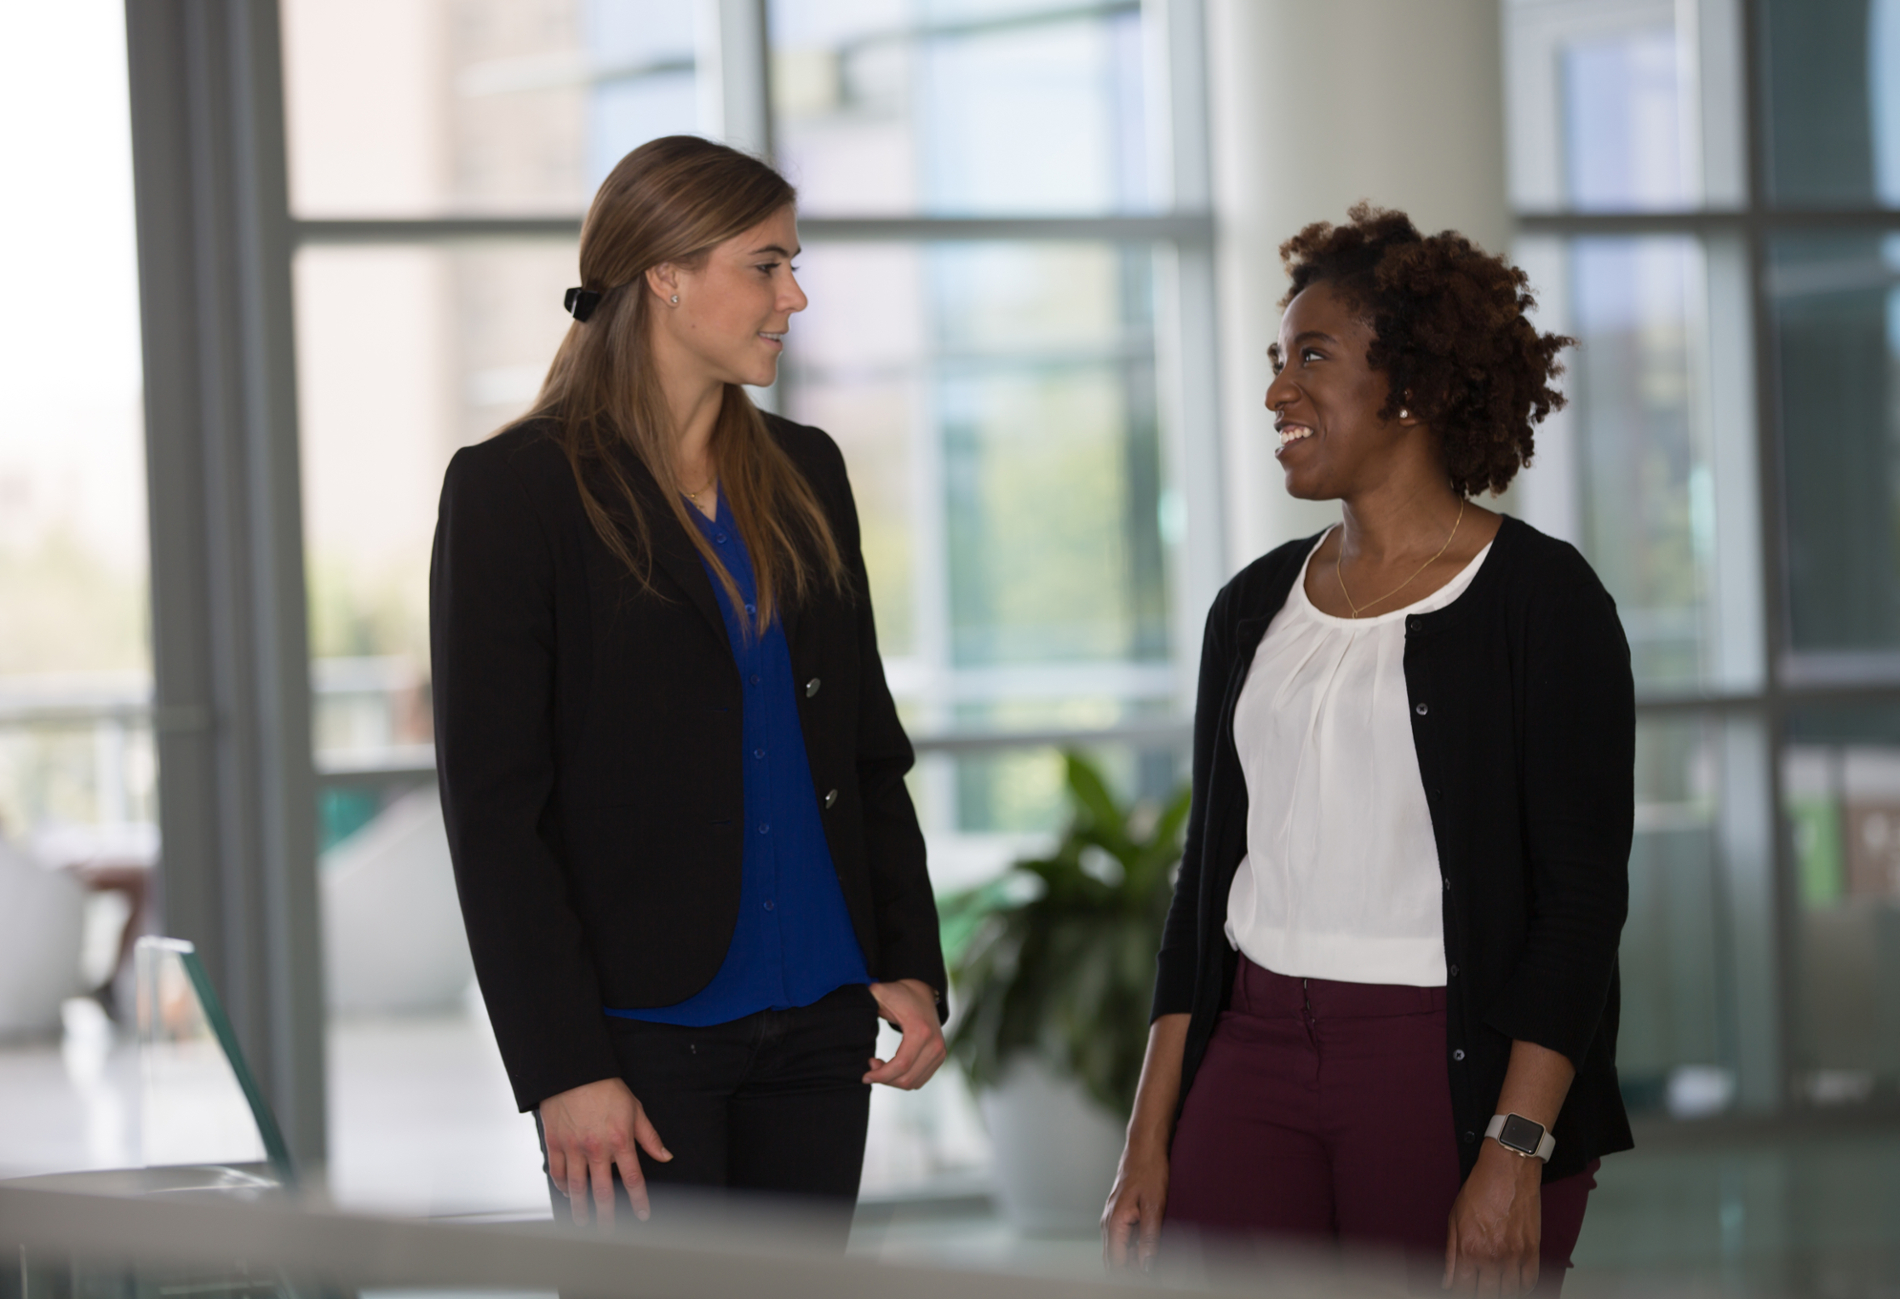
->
[1223,528,1492,987]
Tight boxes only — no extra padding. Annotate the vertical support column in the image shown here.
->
[1147,0,1226,708]
[124,0,325,1165]
[1204,0,1509,565]
[696,0,773,159]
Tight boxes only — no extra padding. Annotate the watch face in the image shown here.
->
[1499,1114,1545,1154]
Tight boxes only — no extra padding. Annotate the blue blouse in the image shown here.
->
[604,493,870,1026]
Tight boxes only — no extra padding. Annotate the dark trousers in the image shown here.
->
[534,982,879,1240]
[1168,957,1595,1293]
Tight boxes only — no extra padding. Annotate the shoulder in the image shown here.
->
[1491,516,1614,606]
[445,418,572,503]
[1210,531,1327,629]
[761,409,847,484]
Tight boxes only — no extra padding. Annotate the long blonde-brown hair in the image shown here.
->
[522,135,846,633]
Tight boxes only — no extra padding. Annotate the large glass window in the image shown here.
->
[769,0,1152,216]
[282,0,698,217]
[282,0,1214,1206]
[1759,0,1900,208]
[0,0,151,1175]
[1770,233,1900,659]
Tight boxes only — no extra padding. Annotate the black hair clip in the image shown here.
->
[564,287,602,322]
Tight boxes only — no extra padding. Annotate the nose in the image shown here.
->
[784,271,809,314]
[1265,363,1295,412]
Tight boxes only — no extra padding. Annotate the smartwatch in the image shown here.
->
[1485,1113,1556,1161]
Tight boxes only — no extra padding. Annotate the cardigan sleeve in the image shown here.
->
[1482,571,1635,1068]
[1152,589,1234,1020]
[826,443,948,1019]
[431,445,621,1112]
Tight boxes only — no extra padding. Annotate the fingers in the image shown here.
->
[633,1106,673,1163]
[1443,1218,1458,1289]
[590,1151,617,1227]
[615,1146,648,1222]
[1102,1204,1132,1269]
[1137,1198,1163,1270]
[861,989,947,1089]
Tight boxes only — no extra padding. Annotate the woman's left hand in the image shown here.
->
[864,978,946,1089]
[1444,1140,1544,1294]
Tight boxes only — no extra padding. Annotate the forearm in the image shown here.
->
[1125,1014,1191,1151]
[1492,1038,1576,1133]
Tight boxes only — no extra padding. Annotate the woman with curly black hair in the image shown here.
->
[1102,205,1633,1295]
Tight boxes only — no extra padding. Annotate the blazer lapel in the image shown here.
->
[596,449,728,644]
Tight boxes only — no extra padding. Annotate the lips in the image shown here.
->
[1276,423,1314,448]
[759,330,786,346]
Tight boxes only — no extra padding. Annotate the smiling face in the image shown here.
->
[1266,280,1418,501]
[647,204,808,390]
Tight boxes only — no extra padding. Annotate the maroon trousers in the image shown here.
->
[1168,957,1595,1293]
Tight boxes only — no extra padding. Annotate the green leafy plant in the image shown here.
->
[943,751,1190,1118]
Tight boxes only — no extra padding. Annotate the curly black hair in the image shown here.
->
[1279,203,1574,498]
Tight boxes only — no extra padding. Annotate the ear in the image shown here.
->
[645,263,681,304]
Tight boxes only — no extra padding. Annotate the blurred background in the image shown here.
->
[1,0,1897,1292]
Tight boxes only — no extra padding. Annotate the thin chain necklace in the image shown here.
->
[1334,498,1465,618]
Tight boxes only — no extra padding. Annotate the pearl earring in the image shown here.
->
[670,294,680,305]
[1399,408,1411,419]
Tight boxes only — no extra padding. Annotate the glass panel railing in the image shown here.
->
[135,936,295,1184]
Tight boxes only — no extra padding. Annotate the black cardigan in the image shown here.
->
[431,413,946,1114]
[1154,516,1635,1181]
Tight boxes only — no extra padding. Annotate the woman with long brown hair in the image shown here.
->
[431,136,947,1234]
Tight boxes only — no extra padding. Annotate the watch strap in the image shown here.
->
[1485,1113,1556,1161]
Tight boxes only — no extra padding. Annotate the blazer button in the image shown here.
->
[1452,1048,1466,1061]
[824,789,838,809]
[1414,702,1429,716]
[1449,964,1459,978]
[806,677,821,698]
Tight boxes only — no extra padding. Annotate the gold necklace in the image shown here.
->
[1334,498,1465,618]
[683,476,716,503]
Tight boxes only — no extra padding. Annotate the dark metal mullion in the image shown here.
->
[1518,208,1900,237]
[1741,0,1800,1115]
[290,214,1216,246]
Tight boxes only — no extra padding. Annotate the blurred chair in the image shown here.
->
[321,786,475,1014]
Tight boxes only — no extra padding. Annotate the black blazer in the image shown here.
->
[431,413,945,1113]
[1154,516,1635,1181]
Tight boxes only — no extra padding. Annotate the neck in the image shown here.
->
[656,366,725,489]
[1337,466,1463,562]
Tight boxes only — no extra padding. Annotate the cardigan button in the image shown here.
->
[1464,1130,1477,1144]
[824,789,838,809]
[1414,702,1429,716]
[1449,964,1459,978]
[1452,1048,1466,1061]
[806,678,821,697]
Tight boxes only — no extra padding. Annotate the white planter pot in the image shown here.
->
[0,838,83,1038]
[978,1055,1126,1235]
[322,788,475,1014]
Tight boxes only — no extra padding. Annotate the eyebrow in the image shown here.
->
[1290,329,1338,346]
[750,243,801,257]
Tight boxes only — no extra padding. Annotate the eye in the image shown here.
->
[755,261,780,274]
[1300,346,1324,363]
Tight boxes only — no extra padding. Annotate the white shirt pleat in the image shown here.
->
[1223,529,1491,987]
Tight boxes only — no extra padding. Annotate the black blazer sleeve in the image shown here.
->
[1152,590,1233,1020]
[430,447,621,1111]
[1482,564,1635,1067]
[820,437,947,1014]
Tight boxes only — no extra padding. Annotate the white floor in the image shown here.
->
[0,994,991,1222]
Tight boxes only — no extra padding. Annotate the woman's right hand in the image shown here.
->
[1102,1013,1191,1270]
[1101,1136,1169,1270]
[539,1077,672,1225]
